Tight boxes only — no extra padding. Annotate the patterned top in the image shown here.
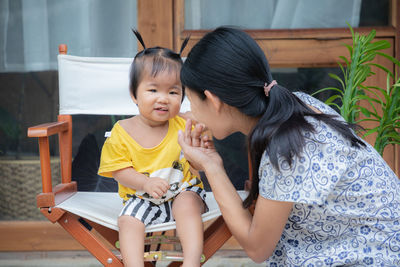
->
[260,92,400,266]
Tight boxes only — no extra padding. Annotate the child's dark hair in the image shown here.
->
[180,27,365,208]
[129,29,189,101]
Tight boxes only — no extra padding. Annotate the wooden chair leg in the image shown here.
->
[58,212,123,267]
[87,220,119,250]
[167,216,232,266]
[202,216,232,262]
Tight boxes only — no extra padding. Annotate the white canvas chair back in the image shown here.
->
[58,54,191,115]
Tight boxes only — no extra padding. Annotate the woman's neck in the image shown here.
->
[232,108,259,136]
[241,116,259,136]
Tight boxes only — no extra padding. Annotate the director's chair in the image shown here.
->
[27,44,248,266]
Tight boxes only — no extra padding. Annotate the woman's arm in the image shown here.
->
[178,120,293,262]
[204,164,293,262]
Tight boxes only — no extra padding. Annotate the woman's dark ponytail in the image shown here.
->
[243,84,365,208]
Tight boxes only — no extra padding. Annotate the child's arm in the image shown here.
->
[113,168,170,199]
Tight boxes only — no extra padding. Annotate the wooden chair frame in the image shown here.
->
[27,45,235,267]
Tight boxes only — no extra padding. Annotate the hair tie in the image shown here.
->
[264,80,277,97]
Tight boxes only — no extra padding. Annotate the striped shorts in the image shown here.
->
[119,186,207,226]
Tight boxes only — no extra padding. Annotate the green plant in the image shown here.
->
[313,24,391,124]
[360,73,400,155]
[313,24,400,155]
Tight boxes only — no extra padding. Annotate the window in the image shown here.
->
[184,0,389,30]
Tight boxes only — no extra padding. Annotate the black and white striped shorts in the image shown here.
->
[119,186,207,226]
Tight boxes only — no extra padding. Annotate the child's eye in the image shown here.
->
[148,89,157,93]
[169,91,179,95]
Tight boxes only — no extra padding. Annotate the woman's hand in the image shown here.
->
[178,119,223,172]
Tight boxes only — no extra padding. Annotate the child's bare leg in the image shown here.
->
[172,191,205,267]
[118,215,145,267]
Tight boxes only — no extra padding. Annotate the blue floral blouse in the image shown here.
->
[259,92,400,266]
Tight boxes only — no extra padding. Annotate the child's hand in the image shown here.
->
[143,178,170,199]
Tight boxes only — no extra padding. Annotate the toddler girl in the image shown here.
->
[99,30,206,267]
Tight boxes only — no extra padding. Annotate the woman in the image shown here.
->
[177,27,400,266]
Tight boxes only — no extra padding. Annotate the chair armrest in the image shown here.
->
[27,121,69,137]
[27,116,72,194]
[28,120,77,211]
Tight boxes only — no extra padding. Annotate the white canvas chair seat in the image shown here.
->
[57,191,248,233]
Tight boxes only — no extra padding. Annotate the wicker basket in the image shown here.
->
[0,158,61,220]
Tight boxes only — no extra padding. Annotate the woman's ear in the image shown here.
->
[204,90,222,113]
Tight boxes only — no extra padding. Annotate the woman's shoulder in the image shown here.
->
[293,91,343,119]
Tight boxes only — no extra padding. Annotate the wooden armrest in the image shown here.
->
[28,121,69,137]
[27,116,72,193]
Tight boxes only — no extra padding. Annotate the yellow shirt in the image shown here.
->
[98,116,203,204]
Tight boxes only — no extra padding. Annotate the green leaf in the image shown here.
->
[363,128,378,137]
[388,141,400,145]
[364,40,391,53]
[356,118,380,123]
[347,22,355,38]
[366,87,387,101]
[359,106,371,117]
[328,73,345,89]
[344,43,353,57]
[359,52,376,64]
[325,94,341,105]
[339,56,350,67]
[376,51,400,66]
[337,61,347,79]
[328,102,342,111]
[367,63,393,78]
[353,68,369,86]
[311,87,343,96]
[382,133,400,140]
[363,29,376,44]
[353,96,378,115]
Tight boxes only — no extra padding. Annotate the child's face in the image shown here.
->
[133,69,182,125]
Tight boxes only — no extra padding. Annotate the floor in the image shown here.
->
[0,250,265,267]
